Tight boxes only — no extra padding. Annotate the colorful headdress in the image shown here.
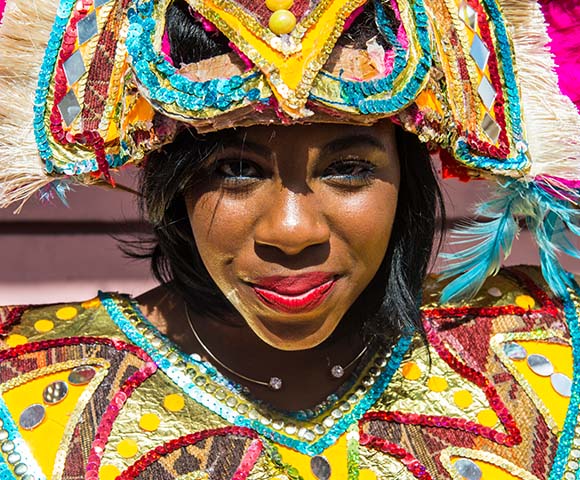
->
[1,0,580,300]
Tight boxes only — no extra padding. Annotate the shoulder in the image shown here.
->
[364,265,576,478]
[0,294,130,348]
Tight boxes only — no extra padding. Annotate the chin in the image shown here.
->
[248,314,341,351]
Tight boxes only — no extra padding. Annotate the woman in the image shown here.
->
[1,0,580,478]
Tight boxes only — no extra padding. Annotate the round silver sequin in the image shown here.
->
[487,287,503,298]
[527,354,554,377]
[503,342,527,360]
[454,458,482,480]
[43,380,69,405]
[311,455,331,480]
[19,404,46,431]
[551,372,572,398]
[68,366,97,386]
[284,425,297,435]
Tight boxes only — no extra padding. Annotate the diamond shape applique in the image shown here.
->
[470,34,490,71]
[477,75,496,110]
[482,112,500,143]
[63,50,86,86]
[77,11,98,45]
[58,90,82,126]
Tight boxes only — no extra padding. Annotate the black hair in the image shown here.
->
[130,0,445,342]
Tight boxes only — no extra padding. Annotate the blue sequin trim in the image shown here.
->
[100,292,411,456]
[337,0,431,115]
[0,398,46,480]
[33,0,76,163]
[334,0,408,107]
[548,278,580,480]
[126,0,260,117]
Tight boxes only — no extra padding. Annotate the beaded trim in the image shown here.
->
[440,446,540,480]
[490,330,569,434]
[548,281,580,480]
[0,358,110,480]
[100,292,412,456]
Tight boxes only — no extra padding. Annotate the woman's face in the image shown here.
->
[186,122,400,351]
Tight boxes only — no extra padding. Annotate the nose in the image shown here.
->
[254,188,330,256]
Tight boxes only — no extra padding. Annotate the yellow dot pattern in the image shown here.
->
[454,390,473,409]
[427,376,448,392]
[515,295,535,310]
[5,334,27,347]
[477,408,499,427]
[401,362,422,380]
[117,439,139,458]
[34,319,54,333]
[99,464,121,480]
[164,393,185,412]
[359,469,378,480]
[56,306,78,321]
[139,413,161,432]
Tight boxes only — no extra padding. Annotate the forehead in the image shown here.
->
[229,121,396,150]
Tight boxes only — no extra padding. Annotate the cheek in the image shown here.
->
[187,192,253,273]
[328,182,399,267]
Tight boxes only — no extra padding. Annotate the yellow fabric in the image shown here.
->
[510,340,572,429]
[2,368,99,477]
[277,433,349,479]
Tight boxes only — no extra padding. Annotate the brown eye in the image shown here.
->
[217,159,262,180]
[323,159,376,186]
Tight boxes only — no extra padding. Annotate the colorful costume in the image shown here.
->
[0,266,579,480]
[2,0,580,478]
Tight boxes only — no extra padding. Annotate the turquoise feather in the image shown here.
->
[441,179,580,303]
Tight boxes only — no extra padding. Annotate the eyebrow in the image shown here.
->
[218,138,273,159]
[321,134,385,156]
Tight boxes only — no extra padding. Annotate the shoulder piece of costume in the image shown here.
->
[1,0,580,301]
[0,265,579,479]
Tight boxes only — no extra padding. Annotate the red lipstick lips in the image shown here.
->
[251,272,337,314]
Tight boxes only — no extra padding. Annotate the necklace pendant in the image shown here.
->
[330,365,344,378]
[269,376,283,390]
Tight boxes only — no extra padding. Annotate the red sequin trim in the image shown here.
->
[359,430,432,479]
[0,336,152,362]
[423,269,559,320]
[464,0,510,158]
[117,427,261,480]
[0,306,28,336]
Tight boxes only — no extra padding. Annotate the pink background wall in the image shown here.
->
[2,166,580,306]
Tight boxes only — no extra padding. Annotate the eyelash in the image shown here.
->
[322,158,377,187]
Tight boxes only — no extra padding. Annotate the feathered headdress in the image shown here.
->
[1,0,580,301]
